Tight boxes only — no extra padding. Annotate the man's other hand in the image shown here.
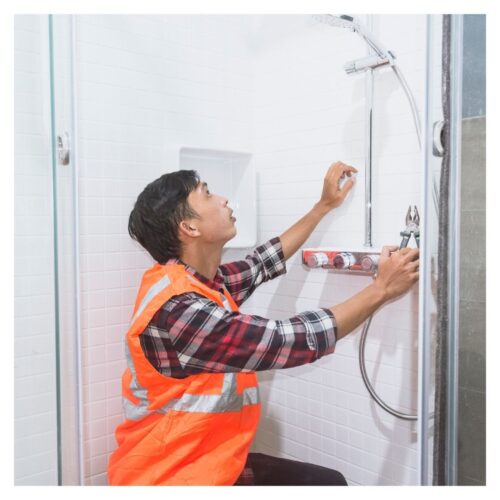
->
[317,161,358,211]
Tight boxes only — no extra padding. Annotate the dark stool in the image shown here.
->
[243,452,348,486]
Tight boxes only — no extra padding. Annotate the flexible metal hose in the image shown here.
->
[359,314,418,420]
[392,64,440,215]
[392,65,422,148]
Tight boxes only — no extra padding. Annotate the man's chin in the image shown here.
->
[224,228,237,243]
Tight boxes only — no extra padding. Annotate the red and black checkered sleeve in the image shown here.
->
[219,237,287,306]
[141,292,337,377]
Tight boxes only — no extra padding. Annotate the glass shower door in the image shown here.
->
[14,14,82,485]
[420,14,486,486]
[14,14,59,485]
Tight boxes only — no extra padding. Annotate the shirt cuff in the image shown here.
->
[252,236,287,281]
[304,308,337,357]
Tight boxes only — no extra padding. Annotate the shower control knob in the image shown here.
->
[333,252,355,270]
[360,255,379,272]
[306,252,329,268]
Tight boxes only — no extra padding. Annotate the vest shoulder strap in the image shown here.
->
[129,263,238,336]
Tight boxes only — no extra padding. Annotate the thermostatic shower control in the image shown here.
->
[302,248,381,275]
[333,252,356,270]
[360,254,379,272]
[305,252,329,268]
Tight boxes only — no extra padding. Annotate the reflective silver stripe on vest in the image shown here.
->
[125,369,260,421]
[124,274,172,421]
[124,363,260,421]
[123,342,151,421]
[130,274,171,326]
[156,373,260,415]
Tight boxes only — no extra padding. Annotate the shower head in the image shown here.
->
[313,14,358,31]
[313,14,395,65]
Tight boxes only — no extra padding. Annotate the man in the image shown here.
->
[107,162,419,486]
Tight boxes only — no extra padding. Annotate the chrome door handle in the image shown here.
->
[432,120,445,157]
[57,132,70,165]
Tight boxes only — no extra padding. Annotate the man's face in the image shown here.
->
[185,181,237,244]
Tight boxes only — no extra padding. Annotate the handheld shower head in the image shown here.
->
[313,14,358,31]
[314,13,395,63]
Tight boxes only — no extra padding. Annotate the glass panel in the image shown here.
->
[14,14,58,485]
[14,14,82,486]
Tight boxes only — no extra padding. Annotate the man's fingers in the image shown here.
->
[381,245,398,258]
[326,161,345,178]
[410,271,420,282]
[339,178,355,197]
[328,161,358,183]
[408,259,420,270]
[400,248,420,262]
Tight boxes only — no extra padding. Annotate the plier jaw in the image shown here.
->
[399,205,420,248]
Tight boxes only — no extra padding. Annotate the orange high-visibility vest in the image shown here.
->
[107,263,261,485]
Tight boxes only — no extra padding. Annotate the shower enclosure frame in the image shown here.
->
[417,13,464,485]
[417,14,436,486]
[47,14,85,485]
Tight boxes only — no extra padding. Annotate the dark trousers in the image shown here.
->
[244,453,348,486]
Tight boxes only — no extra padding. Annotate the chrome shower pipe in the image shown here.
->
[364,66,374,247]
[363,15,375,248]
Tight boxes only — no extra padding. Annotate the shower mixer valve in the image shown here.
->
[302,206,420,274]
[302,249,380,275]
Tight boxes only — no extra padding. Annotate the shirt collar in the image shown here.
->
[165,258,225,292]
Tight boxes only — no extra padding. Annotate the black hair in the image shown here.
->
[128,170,200,263]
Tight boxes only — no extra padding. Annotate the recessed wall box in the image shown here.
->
[167,146,256,248]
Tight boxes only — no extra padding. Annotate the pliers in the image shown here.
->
[399,205,420,249]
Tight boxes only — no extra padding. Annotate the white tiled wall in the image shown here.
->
[74,14,254,485]
[14,15,58,485]
[15,14,438,486]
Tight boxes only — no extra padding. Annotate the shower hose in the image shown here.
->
[359,313,417,421]
[357,64,423,421]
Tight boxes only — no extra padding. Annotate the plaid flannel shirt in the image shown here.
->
[140,237,337,378]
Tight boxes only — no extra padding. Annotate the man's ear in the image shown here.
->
[179,220,200,238]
